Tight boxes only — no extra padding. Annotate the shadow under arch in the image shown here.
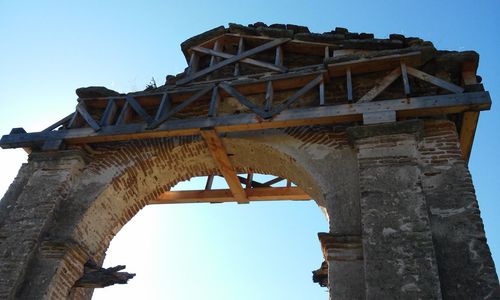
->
[28,129,355,299]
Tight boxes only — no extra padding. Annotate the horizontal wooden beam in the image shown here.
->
[151,186,310,204]
[0,92,491,149]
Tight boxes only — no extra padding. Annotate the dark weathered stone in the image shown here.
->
[256,26,294,38]
[286,24,310,34]
[269,23,287,30]
[389,33,405,41]
[76,86,121,98]
[359,32,374,39]
[334,27,348,34]
[228,23,258,35]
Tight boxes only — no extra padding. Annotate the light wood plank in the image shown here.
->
[151,186,310,204]
[233,37,244,76]
[265,81,273,112]
[200,128,248,204]
[401,62,411,95]
[358,67,401,103]
[406,66,464,94]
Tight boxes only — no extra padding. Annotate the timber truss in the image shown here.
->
[0,31,491,204]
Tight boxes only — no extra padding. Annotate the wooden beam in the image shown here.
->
[191,46,287,73]
[100,99,117,126]
[272,74,323,115]
[264,81,273,112]
[177,38,290,85]
[233,37,244,76]
[275,45,283,67]
[406,66,464,94]
[205,174,214,190]
[200,128,248,204]
[208,86,219,117]
[346,67,353,101]
[149,85,213,129]
[43,113,74,132]
[358,67,401,103]
[401,62,411,95]
[125,95,154,125]
[0,92,491,149]
[328,51,422,76]
[219,82,270,119]
[459,111,479,163]
[459,63,480,163]
[76,103,101,131]
[154,93,171,121]
[151,186,310,204]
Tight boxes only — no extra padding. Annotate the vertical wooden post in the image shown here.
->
[265,81,273,112]
[275,45,283,67]
[233,37,245,76]
[346,67,353,102]
[208,86,219,117]
[401,62,411,95]
[319,80,325,106]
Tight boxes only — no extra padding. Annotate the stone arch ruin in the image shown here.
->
[0,23,499,299]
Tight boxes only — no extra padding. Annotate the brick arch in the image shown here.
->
[32,129,348,299]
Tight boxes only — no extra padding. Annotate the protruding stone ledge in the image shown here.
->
[318,233,363,262]
[346,119,424,145]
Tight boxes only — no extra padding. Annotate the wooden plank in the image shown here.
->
[100,99,117,126]
[358,67,401,103]
[406,66,464,94]
[154,93,171,121]
[151,186,310,204]
[205,174,214,190]
[126,95,154,125]
[191,46,287,73]
[319,80,325,106]
[76,103,101,131]
[324,46,330,60]
[328,51,422,76]
[0,92,491,149]
[200,128,248,204]
[262,176,285,186]
[264,81,273,111]
[246,173,253,189]
[363,110,396,125]
[346,67,353,101]
[275,45,283,66]
[208,86,219,117]
[233,37,244,76]
[115,102,131,125]
[187,52,199,77]
[149,85,213,129]
[272,75,323,115]
[237,175,266,188]
[178,38,290,85]
[219,82,270,119]
[401,62,411,95]
[459,111,479,163]
[43,113,74,132]
[209,40,222,67]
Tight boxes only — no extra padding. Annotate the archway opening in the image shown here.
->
[92,174,328,300]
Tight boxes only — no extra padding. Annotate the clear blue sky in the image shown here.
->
[0,1,499,299]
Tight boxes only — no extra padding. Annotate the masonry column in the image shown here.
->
[348,120,442,299]
[322,150,365,300]
[418,120,500,298]
[0,150,87,299]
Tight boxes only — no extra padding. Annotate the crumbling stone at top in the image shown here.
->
[180,22,438,62]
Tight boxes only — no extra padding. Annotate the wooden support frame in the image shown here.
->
[401,62,411,95]
[219,82,270,119]
[200,128,248,204]
[406,66,464,94]
[178,38,290,85]
[0,92,491,149]
[271,74,324,115]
